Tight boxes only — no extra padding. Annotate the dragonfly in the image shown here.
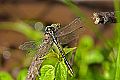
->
[19,17,84,80]
[93,12,117,24]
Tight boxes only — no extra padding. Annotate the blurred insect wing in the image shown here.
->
[56,17,84,45]
[19,40,40,51]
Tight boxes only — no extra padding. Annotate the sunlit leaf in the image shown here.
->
[40,65,55,80]
[63,47,76,54]
[41,57,59,67]
[55,61,67,80]
[43,50,59,59]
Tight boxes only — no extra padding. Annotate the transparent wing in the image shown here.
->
[27,38,53,80]
[19,40,41,51]
[57,27,85,45]
[56,17,82,37]
[56,17,85,44]
[19,22,44,52]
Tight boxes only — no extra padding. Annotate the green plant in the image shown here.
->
[0,71,13,80]
[114,0,120,80]
[0,1,119,80]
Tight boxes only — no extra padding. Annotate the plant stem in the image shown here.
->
[114,0,120,80]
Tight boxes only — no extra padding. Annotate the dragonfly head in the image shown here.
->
[51,23,60,30]
[45,23,60,35]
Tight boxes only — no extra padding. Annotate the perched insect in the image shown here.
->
[92,12,117,24]
[19,17,84,80]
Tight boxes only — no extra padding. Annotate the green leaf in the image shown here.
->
[43,51,59,59]
[0,71,13,80]
[55,61,67,80]
[86,49,104,64]
[0,22,44,40]
[41,51,59,67]
[79,35,94,50]
[42,57,59,67]
[40,65,55,80]
[17,69,27,80]
[114,1,120,80]
[63,47,76,54]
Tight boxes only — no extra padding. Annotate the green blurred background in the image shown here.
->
[0,0,119,80]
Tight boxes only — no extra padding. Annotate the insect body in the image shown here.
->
[93,12,117,24]
[19,17,84,80]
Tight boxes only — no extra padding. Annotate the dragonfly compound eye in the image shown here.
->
[45,26,51,32]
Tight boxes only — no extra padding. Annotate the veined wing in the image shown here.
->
[56,17,85,44]
[56,17,82,37]
[27,35,53,80]
[19,22,44,52]
[19,40,42,51]
[27,41,53,80]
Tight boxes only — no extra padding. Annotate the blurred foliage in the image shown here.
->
[0,22,44,40]
[0,71,13,80]
[63,0,100,36]
[17,69,27,80]
[114,0,120,80]
[73,36,115,80]
[0,0,119,80]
